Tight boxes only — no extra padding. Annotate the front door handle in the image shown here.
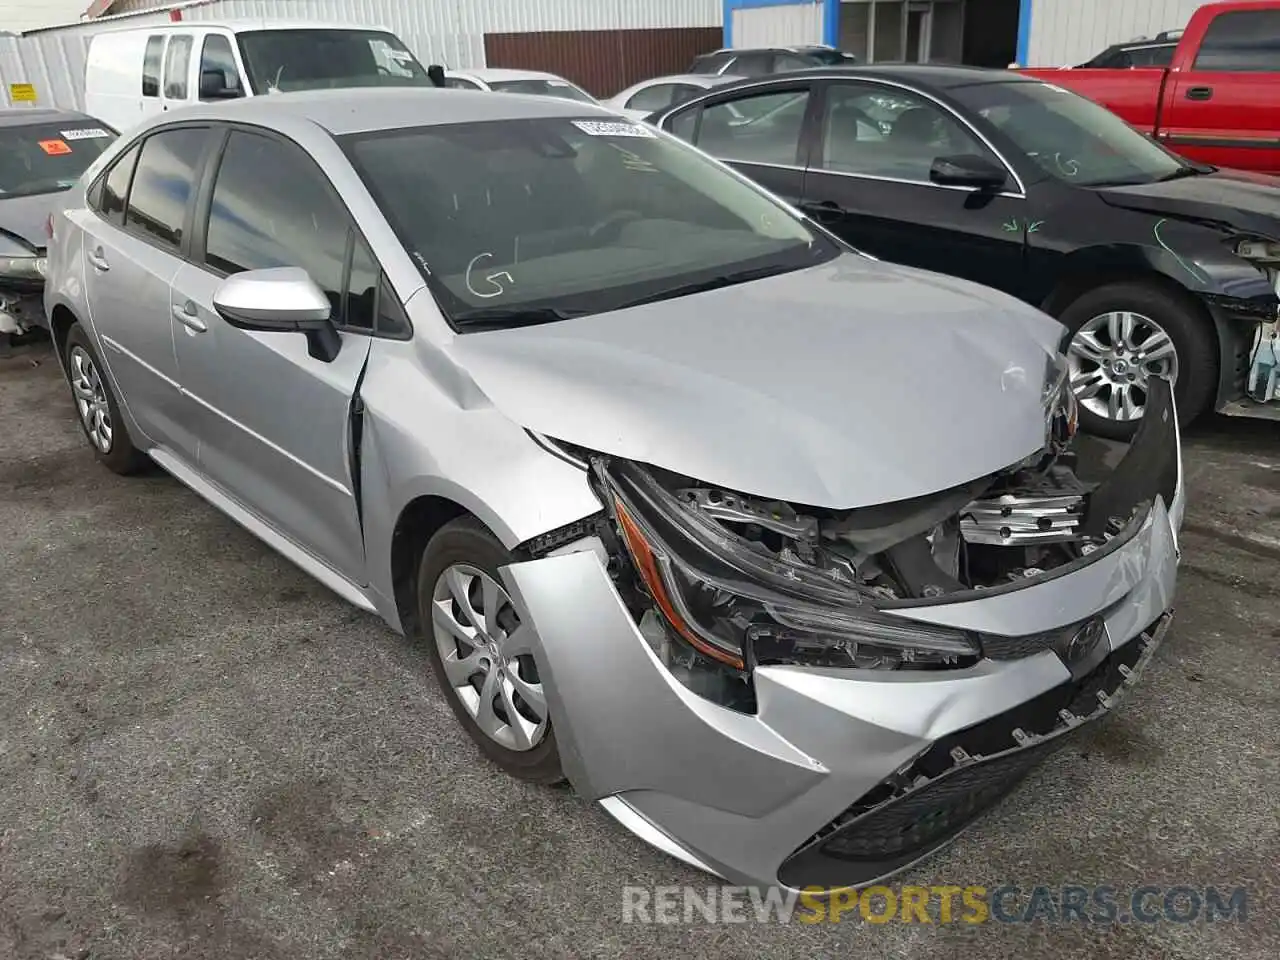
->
[172,300,207,333]
[87,247,110,272]
[1186,86,1213,101]
[803,199,845,223]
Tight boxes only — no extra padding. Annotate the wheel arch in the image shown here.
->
[389,494,473,639]
[47,303,80,371]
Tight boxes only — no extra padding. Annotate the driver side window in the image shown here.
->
[816,82,996,184]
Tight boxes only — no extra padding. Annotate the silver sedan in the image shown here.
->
[44,87,1183,892]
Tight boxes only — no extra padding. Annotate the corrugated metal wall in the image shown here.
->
[1026,0,1270,67]
[485,27,722,96]
[1,0,721,110]
[731,3,825,47]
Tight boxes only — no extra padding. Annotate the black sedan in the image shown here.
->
[647,65,1280,437]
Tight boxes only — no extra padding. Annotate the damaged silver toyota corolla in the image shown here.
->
[46,90,1183,893]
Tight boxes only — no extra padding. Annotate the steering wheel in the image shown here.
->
[587,209,643,243]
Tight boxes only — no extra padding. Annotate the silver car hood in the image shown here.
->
[448,256,1066,509]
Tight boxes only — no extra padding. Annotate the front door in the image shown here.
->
[171,127,372,582]
[799,79,1028,299]
[665,80,816,208]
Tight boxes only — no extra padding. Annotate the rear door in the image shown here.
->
[1161,6,1280,172]
[798,79,1027,297]
[160,32,194,112]
[80,126,216,458]
[663,79,816,207]
[169,127,373,582]
[140,34,167,124]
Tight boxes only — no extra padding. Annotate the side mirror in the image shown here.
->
[213,267,341,362]
[930,154,1008,190]
[199,68,243,100]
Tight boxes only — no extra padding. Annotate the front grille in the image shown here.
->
[778,613,1169,891]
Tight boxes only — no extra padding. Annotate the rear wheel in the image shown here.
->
[1058,281,1216,440]
[417,517,563,784]
[64,323,149,475]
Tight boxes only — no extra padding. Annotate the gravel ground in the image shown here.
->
[1,339,1277,960]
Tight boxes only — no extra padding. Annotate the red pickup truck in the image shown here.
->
[1020,0,1280,174]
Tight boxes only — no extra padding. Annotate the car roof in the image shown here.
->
[714,63,1038,89]
[155,87,612,136]
[635,73,741,86]
[92,20,393,35]
[0,107,96,128]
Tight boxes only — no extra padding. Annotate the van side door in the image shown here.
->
[160,33,194,112]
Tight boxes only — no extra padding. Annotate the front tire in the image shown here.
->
[63,323,149,475]
[1058,281,1216,440]
[417,517,563,784]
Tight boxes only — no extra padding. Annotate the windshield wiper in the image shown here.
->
[1155,165,1208,182]
[613,264,796,310]
[452,305,586,330]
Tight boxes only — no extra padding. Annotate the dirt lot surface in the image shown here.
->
[2,340,1277,959]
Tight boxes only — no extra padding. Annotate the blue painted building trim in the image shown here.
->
[1016,0,1034,66]
[722,0,834,49]
[822,0,839,48]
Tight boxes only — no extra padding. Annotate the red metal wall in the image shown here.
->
[484,27,723,98]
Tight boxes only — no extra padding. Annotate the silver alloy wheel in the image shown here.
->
[1066,310,1179,422]
[431,563,549,752]
[69,345,113,453]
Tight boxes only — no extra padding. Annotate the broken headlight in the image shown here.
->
[605,461,980,673]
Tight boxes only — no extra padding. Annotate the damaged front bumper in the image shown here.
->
[498,386,1184,892]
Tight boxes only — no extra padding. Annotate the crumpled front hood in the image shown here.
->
[1098,169,1280,239]
[447,255,1064,509]
[0,192,59,252]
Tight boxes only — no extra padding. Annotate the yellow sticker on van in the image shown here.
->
[9,83,37,103]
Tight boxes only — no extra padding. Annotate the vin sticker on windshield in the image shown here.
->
[61,127,111,140]
[571,120,655,138]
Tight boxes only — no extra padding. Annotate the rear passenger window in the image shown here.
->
[142,35,165,97]
[125,128,210,253]
[97,142,141,224]
[1194,10,1280,71]
[164,35,193,99]
[684,89,812,166]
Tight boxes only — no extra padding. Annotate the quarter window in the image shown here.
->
[203,131,370,328]
[164,35,193,99]
[97,142,141,224]
[816,83,992,183]
[680,88,812,166]
[1193,10,1280,71]
[125,128,210,252]
[142,36,165,97]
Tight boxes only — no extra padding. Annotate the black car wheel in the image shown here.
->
[1059,281,1216,440]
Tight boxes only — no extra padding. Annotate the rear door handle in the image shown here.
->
[803,199,845,223]
[1186,86,1213,101]
[87,247,110,272]
[172,300,207,333]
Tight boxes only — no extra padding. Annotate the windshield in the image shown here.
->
[488,78,597,103]
[952,80,1186,186]
[0,121,115,199]
[343,117,834,328]
[237,29,430,93]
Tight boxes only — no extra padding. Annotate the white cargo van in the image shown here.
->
[85,21,432,133]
